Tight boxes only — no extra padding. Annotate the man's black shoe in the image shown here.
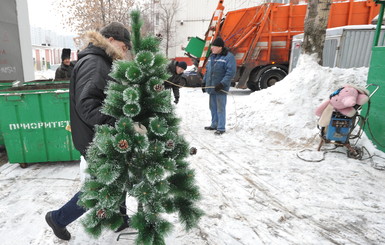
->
[45,211,71,241]
[214,130,225,135]
[204,126,216,130]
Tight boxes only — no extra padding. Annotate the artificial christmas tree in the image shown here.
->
[78,11,203,245]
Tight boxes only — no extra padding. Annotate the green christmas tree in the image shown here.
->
[78,11,204,245]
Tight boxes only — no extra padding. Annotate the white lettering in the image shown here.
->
[8,121,72,130]
[0,66,16,74]
[9,124,18,130]
[22,123,31,129]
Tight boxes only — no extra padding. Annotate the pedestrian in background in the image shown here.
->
[45,22,131,241]
[55,48,73,80]
[202,37,236,135]
[165,60,187,104]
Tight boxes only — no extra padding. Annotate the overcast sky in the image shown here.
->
[27,0,73,34]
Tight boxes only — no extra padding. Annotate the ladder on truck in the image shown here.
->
[197,1,274,87]
[197,0,225,73]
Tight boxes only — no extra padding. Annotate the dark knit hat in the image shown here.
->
[100,22,131,49]
[61,48,71,61]
[176,61,187,70]
[211,37,224,48]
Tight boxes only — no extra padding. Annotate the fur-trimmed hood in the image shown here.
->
[81,31,124,60]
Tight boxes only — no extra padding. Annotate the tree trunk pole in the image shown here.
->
[302,0,332,65]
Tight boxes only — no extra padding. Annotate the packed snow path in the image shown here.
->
[174,88,385,245]
[1,86,385,245]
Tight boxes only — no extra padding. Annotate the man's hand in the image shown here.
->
[215,83,224,92]
[174,98,179,104]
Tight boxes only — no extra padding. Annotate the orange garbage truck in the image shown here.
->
[184,0,380,91]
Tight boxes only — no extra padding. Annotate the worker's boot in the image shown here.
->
[45,211,71,241]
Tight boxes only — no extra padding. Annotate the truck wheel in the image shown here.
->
[247,81,258,91]
[258,65,287,89]
[247,69,261,92]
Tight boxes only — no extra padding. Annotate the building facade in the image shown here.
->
[30,26,77,71]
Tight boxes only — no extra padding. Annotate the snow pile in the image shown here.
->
[232,54,369,147]
[34,69,56,80]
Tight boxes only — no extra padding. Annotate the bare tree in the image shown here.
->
[137,2,156,35]
[56,0,135,33]
[157,0,180,58]
[302,0,332,65]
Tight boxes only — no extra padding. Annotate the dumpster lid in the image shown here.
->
[0,83,69,92]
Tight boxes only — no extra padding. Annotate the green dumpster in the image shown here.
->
[0,80,70,148]
[0,133,4,147]
[0,82,80,166]
[1,79,69,89]
[0,80,14,90]
[27,79,70,85]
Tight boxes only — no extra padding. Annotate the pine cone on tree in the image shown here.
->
[96,209,107,219]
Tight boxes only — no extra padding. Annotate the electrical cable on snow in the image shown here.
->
[297,144,385,171]
[360,146,385,170]
[296,147,346,162]
[296,149,326,162]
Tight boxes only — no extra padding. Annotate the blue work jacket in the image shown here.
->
[203,48,236,94]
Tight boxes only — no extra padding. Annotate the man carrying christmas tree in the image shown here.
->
[45,22,131,241]
[202,37,236,135]
[164,60,187,104]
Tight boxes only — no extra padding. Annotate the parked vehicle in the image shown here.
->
[183,67,203,87]
[184,0,380,91]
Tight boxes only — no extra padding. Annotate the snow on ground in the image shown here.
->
[34,69,56,80]
[1,55,385,245]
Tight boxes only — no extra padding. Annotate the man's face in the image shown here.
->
[63,58,71,66]
[109,38,129,57]
[176,66,185,75]
[211,45,222,54]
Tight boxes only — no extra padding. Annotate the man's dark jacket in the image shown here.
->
[69,32,121,156]
[165,60,186,101]
[55,63,74,80]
